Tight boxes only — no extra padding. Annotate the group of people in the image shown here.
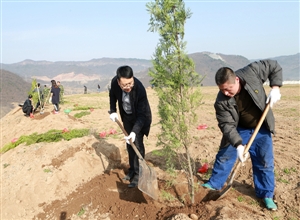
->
[109,60,282,211]
[22,80,64,116]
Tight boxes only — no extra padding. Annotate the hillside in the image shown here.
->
[1,52,299,118]
[1,52,298,89]
[1,85,299,220]
[0,69,31,118]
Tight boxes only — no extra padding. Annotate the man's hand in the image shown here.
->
[109,113,118,122]
[237,145,249,163]
[124,132,136,145]
[266,87,281,108]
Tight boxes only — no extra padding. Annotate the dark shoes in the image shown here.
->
[128,176,139,188]
[123,172,138,188]
[123,172,134,181]
[122,174,133,181]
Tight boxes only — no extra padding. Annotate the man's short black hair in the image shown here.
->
[116,65,133,80]
[28,94,33,98]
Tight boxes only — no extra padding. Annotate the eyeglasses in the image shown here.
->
[119,81,134,89]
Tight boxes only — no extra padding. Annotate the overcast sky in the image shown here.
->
[1,0,299,64]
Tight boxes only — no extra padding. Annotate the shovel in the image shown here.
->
[216,103,270,200]
[114,118,159,200]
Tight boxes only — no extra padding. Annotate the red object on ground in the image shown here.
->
[197,124,208,130]
[198,163,209,173]
[90,108,94,112]
[11,138,18,143]
[99,131,106,138]
[108,128,117,135]
[62,128,69,133]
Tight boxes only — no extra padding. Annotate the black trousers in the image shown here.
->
[23,106,33,116]
[35,100,41,110]
[122,113,145,177]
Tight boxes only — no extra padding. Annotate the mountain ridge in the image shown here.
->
[2,52,298,87]
[1,52,299,118]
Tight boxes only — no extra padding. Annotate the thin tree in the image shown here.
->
[146,0,203,204]
[29,79,38,107]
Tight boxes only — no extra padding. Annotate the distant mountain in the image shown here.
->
[1,58,152,80]
[0,69,31,118]
[267,53,299,80]
[1,52,299,118]
[1,52,298,90]
[188,52,250,86]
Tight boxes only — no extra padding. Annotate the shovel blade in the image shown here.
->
[138,158,159,200]
[216,184,232,200]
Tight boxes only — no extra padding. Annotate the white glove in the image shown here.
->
[109,113,118,122]
[266,88,281,108]
[124,132,136,145]
[237,145,249,163]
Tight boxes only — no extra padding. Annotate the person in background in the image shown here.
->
[98,84,101,93]
[50,80,60,114]
[202,60,282,211]
[109,65,152,188]
[22,94,34,117]
[84,85,87,94]
[57,81,64,104]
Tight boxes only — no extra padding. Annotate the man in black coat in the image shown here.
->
[109,65,152,188]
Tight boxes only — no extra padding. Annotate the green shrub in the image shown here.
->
[0,129,90,153]
[74,111,91,118]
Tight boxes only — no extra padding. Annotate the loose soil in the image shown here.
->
[1,85,299,220]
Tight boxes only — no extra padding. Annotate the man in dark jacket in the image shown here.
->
[22,94,34,117]
[109,65,152,188]
[202,60,282,211]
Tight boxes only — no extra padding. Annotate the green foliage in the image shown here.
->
[203,168,212,180]
[146,0,203,204]
[73,106,94,111]
[160,190,176,201]
[290,167,297,173]
[77,207,85,216]
[284,168,291,175]
[30,79,39,105]
[237,196,244,202]
[74,111,91,118]
[278,178,289,184]
[0,129,90,153]
[3,163,10,168]
[43,168,52,173]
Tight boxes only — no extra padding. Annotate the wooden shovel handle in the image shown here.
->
[114,117,144,161]
[228,103,270,184]
[243,103,270,155]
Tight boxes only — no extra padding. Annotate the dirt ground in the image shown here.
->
[1,85,299,220]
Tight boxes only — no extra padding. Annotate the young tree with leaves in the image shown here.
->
[29,79,38,109]
[146,0,203,204]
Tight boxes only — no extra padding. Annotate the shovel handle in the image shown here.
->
[243,103,270,154]
[217,103,271,200]
[229,103,270,184]
[113,117,144,161]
